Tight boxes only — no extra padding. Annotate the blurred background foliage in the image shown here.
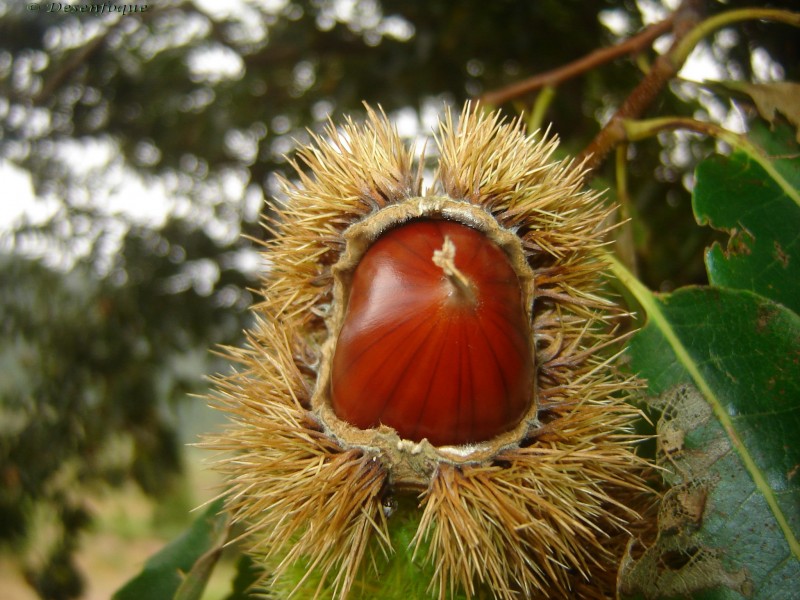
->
[0,0,797,598]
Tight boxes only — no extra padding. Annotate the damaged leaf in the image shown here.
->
[711,81,800,143]
[619,285,800,599]
[693,125,800,314]
[621,385,752,599]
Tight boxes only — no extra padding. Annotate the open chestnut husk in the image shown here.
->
[206,105,650,600]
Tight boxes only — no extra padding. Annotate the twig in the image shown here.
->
[33,5,163,105]
[577,5,800,178]
[34,26,115,104]
[480,17,674,107]
[575,0,704,177]
[670,7,800,68]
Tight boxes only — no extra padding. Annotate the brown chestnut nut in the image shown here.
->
[331,218,533,446]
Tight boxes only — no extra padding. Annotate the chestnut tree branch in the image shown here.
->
[575,0,704,177]
[34,26,116,105]
[480,16,675,107]
[577,5,800,179]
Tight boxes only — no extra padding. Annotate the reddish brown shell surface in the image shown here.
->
[330,218,534,446]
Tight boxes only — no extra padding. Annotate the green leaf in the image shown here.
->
[112,498,229,600]
[749,121,800,192]
[612,278,800,598]
[693,128,800,314]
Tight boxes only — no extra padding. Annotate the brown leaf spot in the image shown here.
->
[756,304,780,333]
[773,240,790,268]
[724,226,754,257]
[659,427,684,457]
[658,481,708,534]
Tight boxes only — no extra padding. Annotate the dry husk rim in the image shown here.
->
[312,195,539,487]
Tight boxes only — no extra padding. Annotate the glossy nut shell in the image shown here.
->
[329,217,534,446]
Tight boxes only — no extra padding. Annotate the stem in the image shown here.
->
[614,144,638,275]
[670,8,800,67]
[480,17,675,107]
[622,116,800,207]
[526,86,556,134]
[432,236,477,305]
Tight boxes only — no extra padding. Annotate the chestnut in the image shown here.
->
[330,218,533,446]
